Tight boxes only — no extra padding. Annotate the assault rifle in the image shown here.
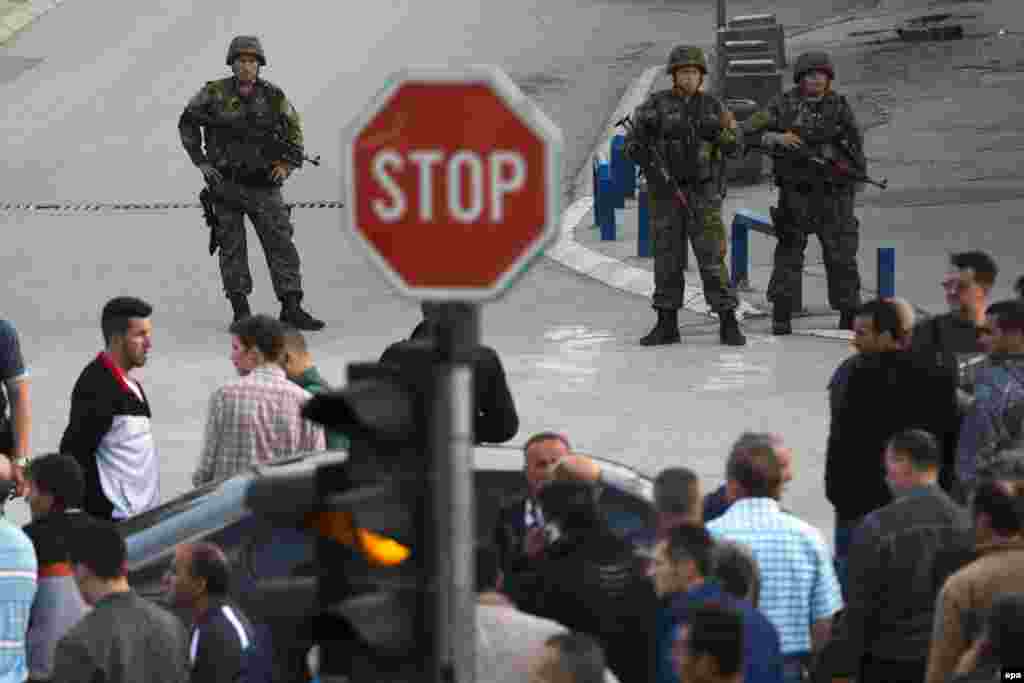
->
[745,141,888,189]
[616,114,698,223]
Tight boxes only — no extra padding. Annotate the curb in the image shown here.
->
[545,66,764,322]
[0,0,63,45]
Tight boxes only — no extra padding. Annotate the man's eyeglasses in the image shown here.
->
[942,278,975,293]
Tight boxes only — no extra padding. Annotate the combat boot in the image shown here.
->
[719,310,747,346]
[772,303,792,336]
[228,294,251,324]
[639,309,681,346]
[839,309,856,331]
[280,293,325,331]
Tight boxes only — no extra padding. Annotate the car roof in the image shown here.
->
[123,446,652,572]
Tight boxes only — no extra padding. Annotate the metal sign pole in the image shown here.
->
[431,302,478,683]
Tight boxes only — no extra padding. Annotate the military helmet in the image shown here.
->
[226,35,266,67]
[666,45,708,76]
[793,51,834,83]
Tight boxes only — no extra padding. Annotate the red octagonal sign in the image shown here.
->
[344,66,563,301]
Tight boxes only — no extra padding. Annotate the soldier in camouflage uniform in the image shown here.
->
[179,36,324,330]
[625,46,746,347]
[745,51,865,335]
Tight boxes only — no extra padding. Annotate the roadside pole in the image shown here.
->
[431,303,479,683]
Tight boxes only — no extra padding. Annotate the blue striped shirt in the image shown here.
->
[0,519,37,683]
[707,498,842,655]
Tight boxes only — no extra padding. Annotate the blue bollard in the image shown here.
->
[623,150,637,200]
[730,213,749,287]
[878,247,896,298]
[610,135,628,208]
[598,163,616,241]
[638,187,651,257]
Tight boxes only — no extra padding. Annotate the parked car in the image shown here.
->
[121,446,655,682]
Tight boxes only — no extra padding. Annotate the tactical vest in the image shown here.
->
[773,87,853,183]
[202,78,287,181]
[639,90,724,194]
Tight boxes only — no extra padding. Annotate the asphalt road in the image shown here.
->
[0,0,874,533]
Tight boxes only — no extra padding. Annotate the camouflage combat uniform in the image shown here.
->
[625,46,745,347]
[179,36,323,330]
[746,51,865,334]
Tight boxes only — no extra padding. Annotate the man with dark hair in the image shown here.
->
[912,251,997,375]
[704,432,794,522]
[709,540,761,607]
[52,518,189,683]
[957,299,1024,494]
[672,605,746,683]
[654,467,702,534]
[193,314,324,487]
[651,524,782,683]
[280,325,347,450]
[833,429,972,683]
[60,296,158,520]
[494,432,572,578]
[708,435,842,682]
[23,454,91,682]
[512,480,657,683]
[927,478,1024,683]
[166,541,266,683]
[827,298,960,587]
[529,633,607,683]
[0,319,31,495]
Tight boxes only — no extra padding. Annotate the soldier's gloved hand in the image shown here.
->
[720,110,738,130]
[270,162,292,183]
[199,163,223,185]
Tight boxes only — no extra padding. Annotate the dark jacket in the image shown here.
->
[510,528,658,683]
[910,312,983,378]
[494,496,532,577]
[380,337,519,444]
[656,582,783,683]
[702,483,731,523]
[826,351,960,521]
[190,598,269,683]
[837,485,973,671]
[51,591,189,683]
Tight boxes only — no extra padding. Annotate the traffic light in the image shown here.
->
[244,357,437,682]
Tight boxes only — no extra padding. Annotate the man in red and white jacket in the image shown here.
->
[60,297,159,521]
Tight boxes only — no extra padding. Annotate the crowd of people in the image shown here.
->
[0,248,1024,682]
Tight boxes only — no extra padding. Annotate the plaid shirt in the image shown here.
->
[707,498,843,656]
[193,366,325,487]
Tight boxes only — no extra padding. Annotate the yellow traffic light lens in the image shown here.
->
[307,511,411,567]
[356,529,412,566]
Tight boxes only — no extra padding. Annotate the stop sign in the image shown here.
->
[344,66,563,301]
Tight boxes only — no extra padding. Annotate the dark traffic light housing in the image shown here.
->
[245,358,438,681]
